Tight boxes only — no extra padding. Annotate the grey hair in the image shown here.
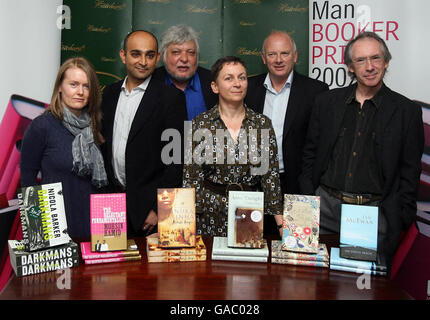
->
[261,30,297,55]
[160,25,200,61]
[344,31,391,78]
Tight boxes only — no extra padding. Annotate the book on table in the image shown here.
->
[330,247,387,276]
[282,194,320,254]
[340,204,378,261]
[271,240,329,267]
[90,193,127,252]
[227,191,264,248]
[212,236,268,263]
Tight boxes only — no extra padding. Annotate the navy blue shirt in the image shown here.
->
[165,73,207,120]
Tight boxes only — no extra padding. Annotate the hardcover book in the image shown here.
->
[146,234,206,257]
[90,193,127,252]
[84,255,142,265]
[18,182,71,251]
[282,194,320,253]
[330,247,387,274]
[81,239,138,260]
[227,191,264,248]
[340,204,378,261]
[8,240,79,277]
[212,236,268,262]
[147,254,206,263]
[271,240,329,262]
[271,257,329,267]
[157,188,196,248]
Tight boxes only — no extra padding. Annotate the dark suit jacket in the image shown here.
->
[245,71,329,194]
[101,77,187,235]
[299,83,424,266]
[153,66,218,111]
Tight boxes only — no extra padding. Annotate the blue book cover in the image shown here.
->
[340,204,378,261]
[330,248,386,273]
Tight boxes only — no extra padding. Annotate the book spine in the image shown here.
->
[147,249,207,257]
[271,257,329,267]
[147,255,207,263]
[81,251,139,260]
[271,251,328,262]
[329,264,387,276]
[330,258,386,271]
[212,248,268,257]
[84,255,141,264]
[211,254,267,263]
[13,243,79,267]
[12,256,79,277]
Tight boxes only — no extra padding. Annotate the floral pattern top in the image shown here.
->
[182,105,283,237]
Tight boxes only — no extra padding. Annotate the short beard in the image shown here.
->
[165,67,194,83]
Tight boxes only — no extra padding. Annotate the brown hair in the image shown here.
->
[47,57,104,144]
[211,56,247,82]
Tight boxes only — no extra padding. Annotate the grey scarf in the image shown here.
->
[62,106,108,188]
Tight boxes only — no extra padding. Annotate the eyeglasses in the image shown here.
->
[352,55,384,66]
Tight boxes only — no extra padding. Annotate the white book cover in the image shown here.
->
[213,236,269,258]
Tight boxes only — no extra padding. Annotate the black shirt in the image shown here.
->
[321,85,384,195]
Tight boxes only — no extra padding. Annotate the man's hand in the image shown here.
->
[142,209,158,234]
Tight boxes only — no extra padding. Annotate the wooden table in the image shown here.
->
[0,235,411,301]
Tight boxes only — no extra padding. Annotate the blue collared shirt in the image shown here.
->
[165,72,207,120]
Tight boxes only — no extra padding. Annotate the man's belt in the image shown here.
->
[204,179,257,197]
[321,185,382,205]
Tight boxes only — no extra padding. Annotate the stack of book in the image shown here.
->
[80,239,141,264]
[211,236,269,262]
[271,240,329,268]
[9,182,79,277]
[146,188,205,263]
[146,234,206,263]
[330,247,387,276]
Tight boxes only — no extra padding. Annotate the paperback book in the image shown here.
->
[146,234,206,257]
[271,240,329,262]
[84,255,142,265]
[147,254,206,263]
[330,247,387,276]
[227,191,264,248]
[18,182,71,251]
[157,188,196,248]
[340,204,378,261]
[90,193,127,252]
[81,239,138,260]
[212,236,268,263]
[282,194,320,254]
[8,240,79,277]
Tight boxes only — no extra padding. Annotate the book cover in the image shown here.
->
[18,182,71,251]
[340,204,378,261]
[282,194,320,253]
[90,193,127,252]
[213,236,269,258]
[157,188,196,248]
[147,254,206,263]
[84,255,142,265]
[146,234,206,257]
[8,240,79,277]
[330,247,387,272]
[211,254,268,263]
[81,239,138,260]
[271,257,329,267]
[271,240,329,262]
[227,191,264,248]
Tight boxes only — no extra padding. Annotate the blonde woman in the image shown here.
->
[20,57,108,238]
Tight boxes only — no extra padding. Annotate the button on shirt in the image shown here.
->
[166,72,206,120]
[112,76,151,187]
[262,72,293,173]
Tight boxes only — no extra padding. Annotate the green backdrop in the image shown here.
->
[61,0,309,88]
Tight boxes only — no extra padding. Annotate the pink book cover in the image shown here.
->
[84,255,141,265]
[90,193,127,252]
[80,239,138,260]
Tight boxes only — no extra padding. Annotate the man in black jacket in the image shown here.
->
[152,25,217,120]
[101,30,187,236]
[245,31,328,235]
[299,32,424,270]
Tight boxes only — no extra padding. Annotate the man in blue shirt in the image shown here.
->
[153,25,217,120]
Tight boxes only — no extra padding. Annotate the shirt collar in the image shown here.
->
[346,82,386,108]
[209,104,257,126]
[121,75,151,94]
[263,71,294,93]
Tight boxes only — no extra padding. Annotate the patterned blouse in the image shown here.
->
[182,105,283,237]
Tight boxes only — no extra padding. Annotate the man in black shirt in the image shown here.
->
[299,32,424,271]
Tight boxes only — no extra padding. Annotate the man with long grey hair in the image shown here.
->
[153,24,217,120]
